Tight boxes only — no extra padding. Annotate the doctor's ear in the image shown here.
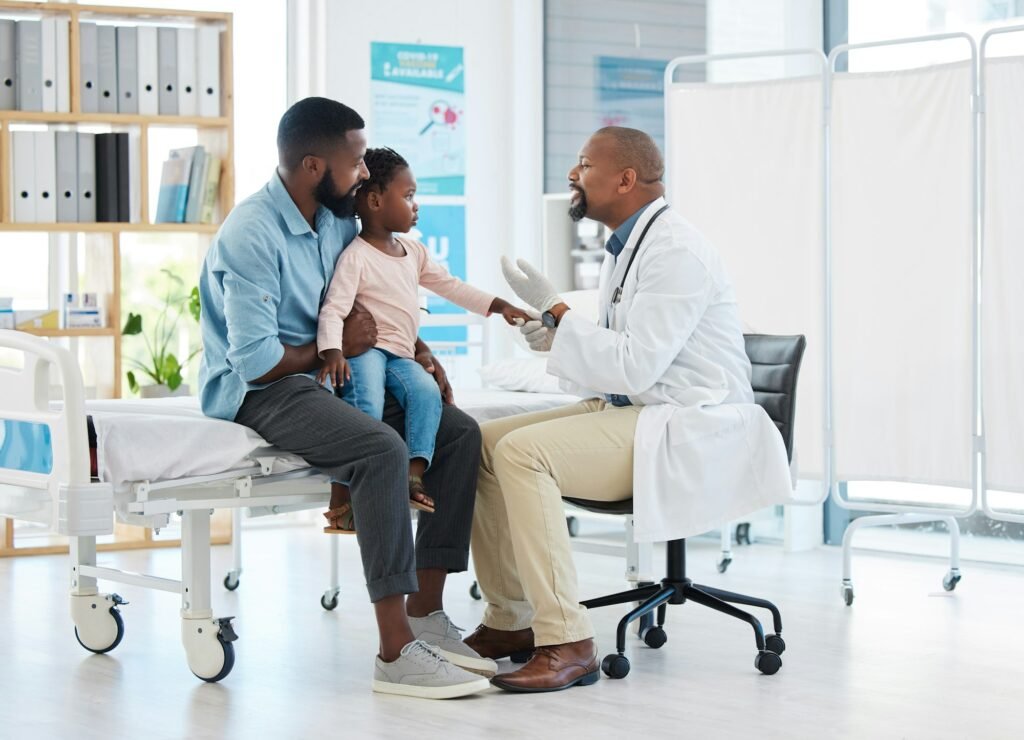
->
[617,167,638,194]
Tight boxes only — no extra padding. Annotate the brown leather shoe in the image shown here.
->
[463,624,535,663]
[490,638,599,693]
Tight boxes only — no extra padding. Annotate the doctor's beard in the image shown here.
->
[568,186,588,222]
[315,169,362,219]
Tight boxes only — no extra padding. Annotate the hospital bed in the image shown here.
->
[0,327,582,683]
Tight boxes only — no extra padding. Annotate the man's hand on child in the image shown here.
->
[317,349,351,388]
[490,297,534,326]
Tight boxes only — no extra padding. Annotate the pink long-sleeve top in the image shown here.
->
[317,235,495,359]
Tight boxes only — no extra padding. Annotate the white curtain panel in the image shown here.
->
[983,56,1024,495]
[830,61,974,487]
[668,76,825,477]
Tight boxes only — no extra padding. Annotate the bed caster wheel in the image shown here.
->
[566,516,579,537]
[942,569,961,592]
[601,653,630,679]
[765,634,786,656]
[469,581,481,601]
[320,592,339,611]
[183,617,238,683]
[841,582,854,607]
[71,593,127,654]
[735,522,752,546]
[755,650,782,675]
[223,573,240,591]
[640,626,667,649]
[717,556,732,574]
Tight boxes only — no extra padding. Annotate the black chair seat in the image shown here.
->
[563,497,634,516]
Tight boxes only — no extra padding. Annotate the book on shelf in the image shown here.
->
[155,145,221,224]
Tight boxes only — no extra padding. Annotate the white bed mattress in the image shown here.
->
[86,389,579,488]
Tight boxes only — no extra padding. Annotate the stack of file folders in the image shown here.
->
[154,146,221,224]
[10,130,131,223]
[0,18,221,117]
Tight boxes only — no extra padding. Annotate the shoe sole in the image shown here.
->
[372,676,491,700]
[490,668,600,694]
[438,648,498,678]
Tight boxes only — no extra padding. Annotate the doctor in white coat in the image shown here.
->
[465,127,792,694]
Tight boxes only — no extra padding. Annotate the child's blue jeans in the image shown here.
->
[339,348,442,468]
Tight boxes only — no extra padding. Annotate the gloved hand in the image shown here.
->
[514,311,555,353]
[500,257,563,313]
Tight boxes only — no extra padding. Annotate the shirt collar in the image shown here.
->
[268,170,335,237]
[605,200,656,258]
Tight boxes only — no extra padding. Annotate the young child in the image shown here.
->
[317,147,531,534]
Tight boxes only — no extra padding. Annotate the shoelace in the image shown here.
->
[402,639,446,664]
[437,613,465,641]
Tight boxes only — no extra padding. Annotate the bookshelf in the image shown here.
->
[0,0,235,556]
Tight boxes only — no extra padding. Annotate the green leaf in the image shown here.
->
[122,312,143,336]
[167,369,183,391]
[188,287,201,322]
[162,352,181,381]
[127,370,139,394]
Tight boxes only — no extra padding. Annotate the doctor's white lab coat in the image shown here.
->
[546,197,793,543]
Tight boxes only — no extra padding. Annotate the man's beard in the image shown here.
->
[568,186,587,222]
[315,168,360,219]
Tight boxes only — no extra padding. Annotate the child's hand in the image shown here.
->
[317,349,351,388]
[490,297,534,326]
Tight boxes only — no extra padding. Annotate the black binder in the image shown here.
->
[116,133,130,222]
[94,133,119,222]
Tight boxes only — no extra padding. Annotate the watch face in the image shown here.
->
[542,312,556,329]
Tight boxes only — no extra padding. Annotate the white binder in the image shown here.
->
[77,133,97,222]
[157,27,177,115]
[176,27,197,117]
[16,20,43,111]
[35,130,58,223]
[197,26,221,117]
[78,22,99,113]
[41,17,57,112]
[12,131,36,222]
[55,131,78,222]
[97,24,117,114]
[1,20,16,110]
[137,25,159,115]
[55,17,70,112]
[116,26,138,114]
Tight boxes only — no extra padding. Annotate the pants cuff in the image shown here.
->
[533,627,596,647]
[366,571,418,603]
[415,546,469,574]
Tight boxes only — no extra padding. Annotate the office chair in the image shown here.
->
[569,334,807,678]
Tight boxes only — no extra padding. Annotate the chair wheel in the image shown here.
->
[223,574,240,591]
[320,593,339,611]
[765,634,785,655]
[469,581,482,600]
[566,516,580,537]
[717,556,732,574]
[841,583,854,606]
[601,653,630,679]
[755,650,782,675]
[942,570,961,592]
[640,626,667,649]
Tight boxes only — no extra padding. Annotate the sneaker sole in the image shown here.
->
[438,648,498,678]
[372,676,491,700]
[490,668,601,694]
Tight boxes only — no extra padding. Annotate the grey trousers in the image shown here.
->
[234,375,481,602]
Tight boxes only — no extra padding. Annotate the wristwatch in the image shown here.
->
[541,309,559,329]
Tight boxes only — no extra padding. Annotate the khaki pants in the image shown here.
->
[471,398,640,646]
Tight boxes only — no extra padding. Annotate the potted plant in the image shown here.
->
[122,270,202,398]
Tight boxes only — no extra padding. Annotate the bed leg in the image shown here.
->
[181,509,237,683]
[70,534,127,653]
[223,508,242,590]
[70,535,98,596]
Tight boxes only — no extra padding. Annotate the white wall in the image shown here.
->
[707,0,823,80]
[309,0,544,366]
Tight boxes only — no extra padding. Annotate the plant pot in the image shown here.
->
[139,383,190,399]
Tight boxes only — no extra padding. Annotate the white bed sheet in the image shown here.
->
[86,389,580,489]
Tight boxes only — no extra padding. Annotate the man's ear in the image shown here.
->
[301,154,324,179]
[618,167,638,194]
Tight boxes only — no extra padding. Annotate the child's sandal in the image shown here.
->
[323,503,356,534]
[408,475,435,514]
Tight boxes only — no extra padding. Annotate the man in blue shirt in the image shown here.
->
[199,97,492,699]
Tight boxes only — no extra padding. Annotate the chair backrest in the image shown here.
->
[743,334,806,463]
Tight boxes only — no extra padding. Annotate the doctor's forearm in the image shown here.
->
[251,342,319,384]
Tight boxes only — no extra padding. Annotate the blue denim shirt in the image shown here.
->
[198,172,359,420]
[604,201,654,407]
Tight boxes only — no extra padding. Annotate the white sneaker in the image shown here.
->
[408,610,498,677]
[372,640,491,700]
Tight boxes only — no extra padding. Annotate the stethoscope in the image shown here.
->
[608,204,670,319]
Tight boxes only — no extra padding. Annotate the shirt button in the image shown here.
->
[262,295,270,302]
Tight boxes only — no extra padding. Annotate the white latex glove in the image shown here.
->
[500,257,563,313]
[514,312,554,353]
